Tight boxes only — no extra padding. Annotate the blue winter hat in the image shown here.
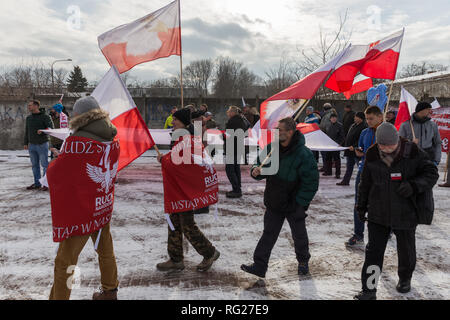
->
[52,103,64,113]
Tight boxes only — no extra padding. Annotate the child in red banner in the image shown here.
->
[48,96,120,300]
[157,107,220,272]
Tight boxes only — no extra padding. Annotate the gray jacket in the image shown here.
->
[399,114,441,164]
[319,110,334,133]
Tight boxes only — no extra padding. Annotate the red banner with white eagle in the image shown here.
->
[46,136,120,242]
[161,134,219,214]
[431,107,450,153]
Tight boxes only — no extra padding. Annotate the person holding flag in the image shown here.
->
[399,102,442,166]
[48,96,120,300]
[49,102,69,159]
[156,108,220,272]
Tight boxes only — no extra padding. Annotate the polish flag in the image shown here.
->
[326,29,404,93]
[343,74,373,99]
[297,123,348,151]
[260,45,353,130]
[394,86,418,131]
[92,66,155,171]
[98,0,181,74]
[59,112,68,129]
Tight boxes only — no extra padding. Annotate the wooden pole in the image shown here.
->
[178,0,184,109]
[258,99,310,169]
[409,119,417,141]
[384,80,395,119]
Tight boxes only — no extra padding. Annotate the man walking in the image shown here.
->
[354,123,438,300]
[323,114,344,179]
[24,100,54,191]
[346,106,384,247]
[399,102,441,165]
[241,117,319,277]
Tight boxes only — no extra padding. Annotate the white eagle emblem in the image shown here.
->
[86,144,118,193]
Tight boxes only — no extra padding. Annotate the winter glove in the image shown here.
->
[397,181,414,198]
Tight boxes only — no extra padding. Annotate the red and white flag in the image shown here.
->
[260,45,353,131]
[430,107,450,153]
[297,123,348,151]
[59,112,68,129]
[394,86,418,131]
[343,74,373,99]
[98,0,181,74]
[92,66,155,171]
[326,29,404,93]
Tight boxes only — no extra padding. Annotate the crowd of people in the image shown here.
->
[21,97,447,300]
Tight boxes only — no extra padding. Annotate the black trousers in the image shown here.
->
[253,208,310,272]
[361,222,417,292]
[225,163,241,193]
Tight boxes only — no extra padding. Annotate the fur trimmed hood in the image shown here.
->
[69,109,117,142]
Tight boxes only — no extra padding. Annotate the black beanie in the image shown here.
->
[173,108,191,126]
[415,101,432,113]
[355,111,365,120]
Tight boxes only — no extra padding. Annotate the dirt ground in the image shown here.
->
[0,152,449,300]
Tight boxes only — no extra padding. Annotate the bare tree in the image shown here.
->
[212,57,243,98]
[183,59,214,96]
[399,61,448,78]
[264,56,297,96]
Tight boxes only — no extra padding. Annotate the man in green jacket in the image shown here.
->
[241,117,319,277]
[24,100,54,190]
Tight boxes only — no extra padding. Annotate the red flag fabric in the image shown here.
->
[395,87,418,130]
[47,136,120,242]
[98,0,181,74]
[92,66,155,171]
[430,107,450,153]
[326,29,404,93]
[59,112,68,129]
[343,74,373,99]
[161,134,219,214]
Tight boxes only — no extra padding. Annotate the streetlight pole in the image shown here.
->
[51,58,72,93]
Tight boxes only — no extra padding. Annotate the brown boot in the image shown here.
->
[439,182,450,188]
[156,259,185,271]
[92,288,118,300]
[196,250,220,272]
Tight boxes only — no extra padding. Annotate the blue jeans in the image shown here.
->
[28,142,49,187]
[353,170,365,239]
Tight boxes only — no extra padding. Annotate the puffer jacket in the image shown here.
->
[251,131,319,213]
[357,138,439,229]
[24,111,54,145]
[399,113,442,164]
[69,109,117,142]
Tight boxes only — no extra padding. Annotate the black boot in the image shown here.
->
[322,161,332,176]
[396,279,411,293]
[241,263,266,278]
[354,290,377,300]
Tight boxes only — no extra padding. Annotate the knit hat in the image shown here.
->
[323,103,332,110]
[376,122,399,145]
[73,96,100,115]
[306,106,314,112]
[173,108,191,126]
[415,101,432,113]
[355,111,365,120]
[191,110,203,120]
[52,103,64,113]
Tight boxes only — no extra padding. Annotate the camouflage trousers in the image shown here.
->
[167,211,215,262]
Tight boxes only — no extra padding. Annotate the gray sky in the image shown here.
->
[1,0,449,84]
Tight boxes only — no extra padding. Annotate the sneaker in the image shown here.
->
[396,279,411,293]
[197,250,220,272]
[439,182,450,188]
[40,186,49,192]
[354,290,377,300]
[345,235,364,247]
[26,184,41,190]
[92,288,118,300]
[240,263,266,278]
[226,191,242,198]
[156,259,185,272]
[298,261,309,275]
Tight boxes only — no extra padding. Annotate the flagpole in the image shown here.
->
[258,99,310,169]
[384,80,395,118]
[178,0,184,108]
[444,152,449,182]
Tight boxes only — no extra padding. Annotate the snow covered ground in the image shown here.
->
[0,150,449,300]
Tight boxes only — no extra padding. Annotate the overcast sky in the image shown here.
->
[1,0,449,84]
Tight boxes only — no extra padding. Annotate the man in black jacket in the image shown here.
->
[224,106,248,198]
[354,123,439,300]
[337,112,367,186]
[323,114,344,178]
[342,105,356,137]
[24,100,54,191]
